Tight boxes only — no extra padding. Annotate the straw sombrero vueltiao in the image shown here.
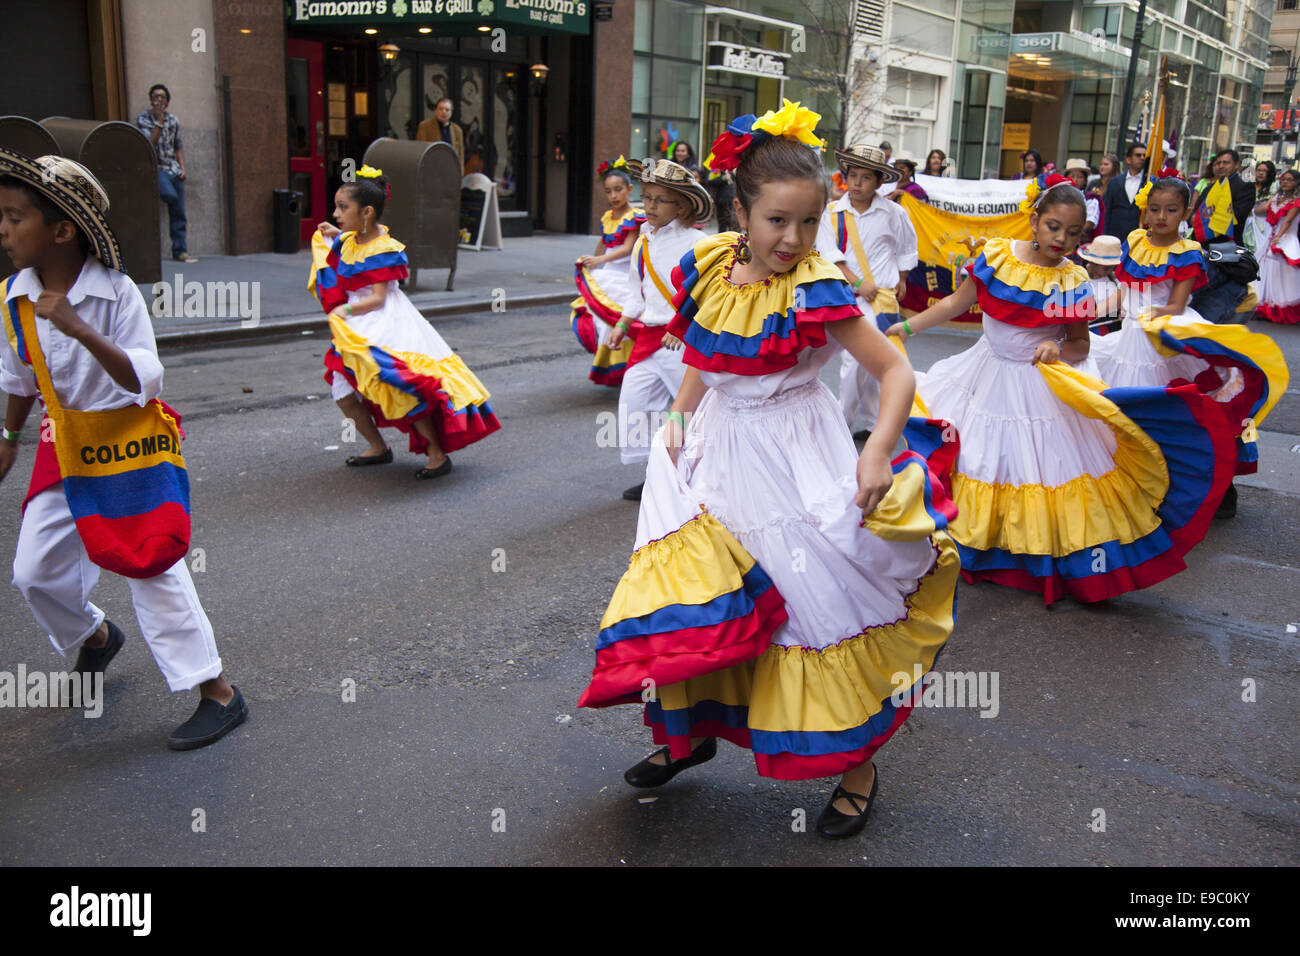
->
[833,144,900,183]
[625,157,714,224]
[0,147,124,272]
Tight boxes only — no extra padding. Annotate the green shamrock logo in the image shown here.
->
[479,0,494,15]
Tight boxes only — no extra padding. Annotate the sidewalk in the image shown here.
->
[142,232,593,345]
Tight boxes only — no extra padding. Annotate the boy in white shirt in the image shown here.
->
[607,158,712,500]
[815,144,918,439]
[0,149,245,751]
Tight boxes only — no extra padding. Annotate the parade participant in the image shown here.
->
[1063,158,1098,240]
[816,144,917,440]
[1079,235,1123,321]
[309,166,499,479]
[1257,166,1300,325]
[924,149,946,177]
[0,149,245,750]
[1190,149,1254,245]
[579,101,959,840]
[889,154,927,202]
[1090,153,1120,238]
[886,174,1239,604]
[605,158,712,501]
[1245,160,1276,254]
[1092,177,1288,517]
[571,157,645,386]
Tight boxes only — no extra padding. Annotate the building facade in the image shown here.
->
[1257,1,1300,163]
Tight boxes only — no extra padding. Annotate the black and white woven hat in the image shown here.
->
[625,157,714,223]
[0,147,123,272]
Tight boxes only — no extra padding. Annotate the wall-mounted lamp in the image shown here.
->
[379,42,401,62]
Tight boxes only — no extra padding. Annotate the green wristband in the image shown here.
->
[345,304,354,316]
[616,320,630,332]
[666,411,685,428]
[902,318,914,336]
[853,277,864,291]
[1,426,19,443]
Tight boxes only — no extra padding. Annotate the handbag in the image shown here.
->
[4,292,191,578]
[1204,240,1258,285]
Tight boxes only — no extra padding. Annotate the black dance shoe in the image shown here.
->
[346,447,392,466]
[815,764,879,839]
[415,458,453,480]
[623,737,717,788]
[622,482,644,501]
[74,620,125,676]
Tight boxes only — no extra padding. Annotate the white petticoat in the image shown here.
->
[637,377,937,654]
[329,280,453,400]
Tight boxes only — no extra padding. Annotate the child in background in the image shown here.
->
[816,144,917,441]
[889,174,1239,603]
[604,158,712,501]
[572,157,644,386]
[310,166,499,479]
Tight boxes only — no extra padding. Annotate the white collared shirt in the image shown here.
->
[621,218,702,326]
[1125,170,1143,203]
[1,256,164,411]
[815,193,919,294]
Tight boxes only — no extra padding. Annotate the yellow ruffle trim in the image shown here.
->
[656,531,959,735]
[978,237,1091,298]
[683,232,850,339]
[328,315,491,422]
[1140,314,1291,427]
[602,511,758,629]
[600,207,644,234]
[1124,229,1203,268]
[572,266,624,318]
[307,227,406,298]
[950,362,1170,555]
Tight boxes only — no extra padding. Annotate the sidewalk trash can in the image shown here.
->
[273,188,301,254]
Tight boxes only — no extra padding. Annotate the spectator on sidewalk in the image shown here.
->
[136,84,197,263]
[416,98,465,173]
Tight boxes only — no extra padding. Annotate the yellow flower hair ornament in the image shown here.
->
[1019,173,1076,215]
[705,99,825,172]
[1134,180,1153,212]
[356,164,384,179]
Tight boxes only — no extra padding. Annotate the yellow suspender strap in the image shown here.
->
[4,295,60,417]
[843,210,899,315]
[640,236,677,306]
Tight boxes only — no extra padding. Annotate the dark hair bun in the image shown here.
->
[347,172,388,220]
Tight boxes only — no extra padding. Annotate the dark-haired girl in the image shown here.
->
[579,103,958,840]
[1092,177,1288,499]
[889,174,1239,603]
[571,158,645,386]
[309,167,499,478]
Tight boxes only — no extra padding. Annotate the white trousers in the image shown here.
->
[618,345,686,465]
[12,487,223,692]
[840,352,881,432]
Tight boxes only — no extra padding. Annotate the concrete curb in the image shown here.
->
[155,290,575,348]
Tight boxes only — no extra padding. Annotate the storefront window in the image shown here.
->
[652,61,701,118]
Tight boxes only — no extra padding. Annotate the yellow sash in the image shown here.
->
[842,210,900,316]
[636,236,676,307]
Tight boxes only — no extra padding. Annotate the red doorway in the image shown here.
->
[287,38,325,246]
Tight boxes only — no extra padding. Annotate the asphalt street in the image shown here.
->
[0,306,1297,866]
